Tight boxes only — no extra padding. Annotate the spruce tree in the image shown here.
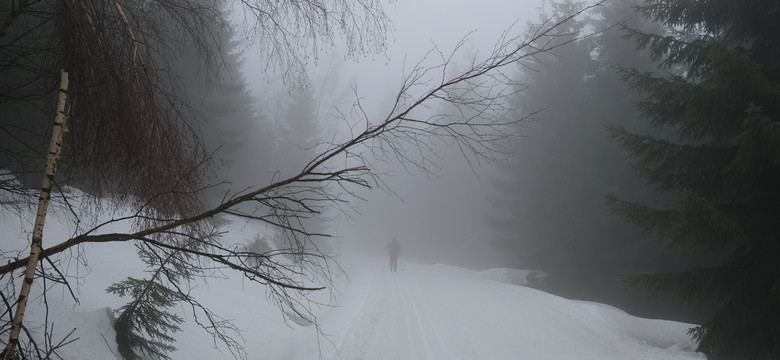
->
[489,0,602,274]
[273,86,323,177]
[607,0,780,358]
[107,245,189,360]
[487,0,691,319]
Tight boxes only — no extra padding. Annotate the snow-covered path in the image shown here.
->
[0,196,705,360]
[283,260,704,360]
[336,271,451,360]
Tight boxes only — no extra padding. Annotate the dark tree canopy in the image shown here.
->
[1,0,235,213]
[3,0,603,357]
[487,0,703,321]
[0,0,388,218]
[1,0,389,357]
[609,0,780,358]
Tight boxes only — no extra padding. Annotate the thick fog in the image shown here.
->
[5,0,778,357]
[208,0,707,321]
[229,0,540,269]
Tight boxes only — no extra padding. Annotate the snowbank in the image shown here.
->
[1,195,703,360]
[473,267,547,286]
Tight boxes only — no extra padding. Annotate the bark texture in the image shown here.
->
[2,70,69,360]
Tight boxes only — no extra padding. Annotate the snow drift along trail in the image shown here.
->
[0,196,703,359]
[279,259,704,360]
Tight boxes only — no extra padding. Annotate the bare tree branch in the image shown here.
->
[0,2,603,357]
[1,0,601,286]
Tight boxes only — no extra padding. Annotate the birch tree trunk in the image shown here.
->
[2,70,69,360]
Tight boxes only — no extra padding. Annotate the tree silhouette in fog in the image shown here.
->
[608,0,780,357]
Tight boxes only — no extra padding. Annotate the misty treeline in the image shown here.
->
[491,0,780,358]
[488,0,700,319]
[0,0,604,358]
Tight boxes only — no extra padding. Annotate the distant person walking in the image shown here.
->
[387,238,401,272]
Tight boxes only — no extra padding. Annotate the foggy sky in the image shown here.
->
[241,0,543,269]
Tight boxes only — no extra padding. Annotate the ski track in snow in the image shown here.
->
[0,198,703,360]
[289,260,704,360]
[334,271,447,360]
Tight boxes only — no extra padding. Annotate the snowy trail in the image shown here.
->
[284,260,704,360]
[0,201,703,360]
[335,271,447,360]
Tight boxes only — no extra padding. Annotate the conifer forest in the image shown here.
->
[1,0,778,359]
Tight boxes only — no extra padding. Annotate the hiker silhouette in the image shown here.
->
[387,238,401,272]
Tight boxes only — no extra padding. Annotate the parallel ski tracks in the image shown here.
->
[334,271,447,360]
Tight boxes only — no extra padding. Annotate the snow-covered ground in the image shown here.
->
[277,257,703,360]
[1,203,704,360]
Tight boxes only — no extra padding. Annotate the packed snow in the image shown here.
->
[1,201,705,360]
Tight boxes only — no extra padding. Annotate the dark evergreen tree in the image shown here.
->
[490,2,592,271]
[176,23,278,206]
[261,85,335,254]
[108,231,244,360]
[108,252,187,360]
[489,0,605,273]
[272,85,323,177]
[487,0,698,320]
[607,0,780,358]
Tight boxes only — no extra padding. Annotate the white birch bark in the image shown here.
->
[2,70,69,360]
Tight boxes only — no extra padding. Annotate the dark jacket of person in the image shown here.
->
[387,239,401,258]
